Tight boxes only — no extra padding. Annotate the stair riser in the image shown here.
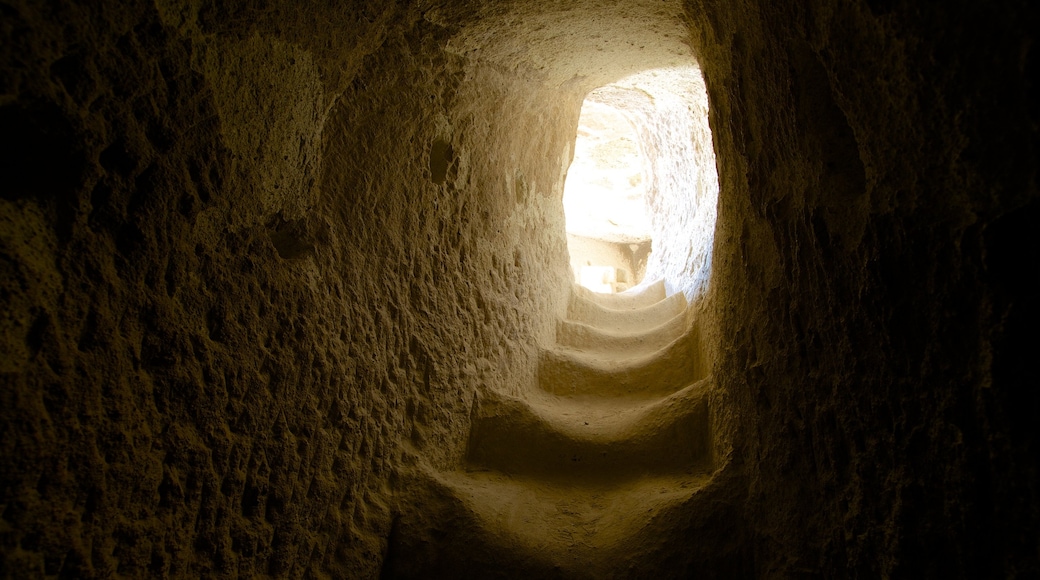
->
[540,332,704,397]
[555,313,686,353]
[467,397,711,480]
[568,291,686,333]
[572,279,666,310]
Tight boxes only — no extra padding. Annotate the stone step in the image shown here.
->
[384,467,716,579]
[566,289,686,334]
[539,325,704,398]
[571,278,667,311]
[466,380,712,481]
[555,309,686,354]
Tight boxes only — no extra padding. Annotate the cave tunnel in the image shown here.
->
[1,0,1038,578]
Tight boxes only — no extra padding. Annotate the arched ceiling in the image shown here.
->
[423,0,698,91]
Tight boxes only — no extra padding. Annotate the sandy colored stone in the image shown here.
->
[2,0,1037,577]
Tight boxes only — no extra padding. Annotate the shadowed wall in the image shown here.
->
[1,0,1036,577]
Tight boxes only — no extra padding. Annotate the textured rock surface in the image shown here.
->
[2,0,1038,578]
[0,2,573,576]
[687,0,1039,576]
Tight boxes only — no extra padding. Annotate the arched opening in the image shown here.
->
[563,96,652,293]
[563,65,719,299]
[441,60,724,575]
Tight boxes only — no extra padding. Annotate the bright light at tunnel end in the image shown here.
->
[563,65,719,299]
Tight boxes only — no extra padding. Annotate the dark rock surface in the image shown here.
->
[1,0,1036,577]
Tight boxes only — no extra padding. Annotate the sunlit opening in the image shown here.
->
[563,65,718,299]
[563,99,651,293]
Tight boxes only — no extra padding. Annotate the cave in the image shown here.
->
[1,0,1037,578]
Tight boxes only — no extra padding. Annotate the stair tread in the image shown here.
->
[567,289,687,334]
[571,278,667,311]
[467,381,712,481]
[523,379,709,428]
[545,324,696,370]
[539,326,703,398]
[429,468,713,563]
[530,395,675,426]
[555,309,686,354]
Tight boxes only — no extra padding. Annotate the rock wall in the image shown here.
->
[686,0,1039,576]
[1,0,1037,577]
[1,1,572,576]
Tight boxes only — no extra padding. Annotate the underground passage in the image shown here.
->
[1,0,1037,578]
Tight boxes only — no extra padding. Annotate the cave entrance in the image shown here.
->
[563,98,652,294]
[564,66,718,299]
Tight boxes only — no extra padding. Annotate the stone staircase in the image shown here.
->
[384,280,717,579]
